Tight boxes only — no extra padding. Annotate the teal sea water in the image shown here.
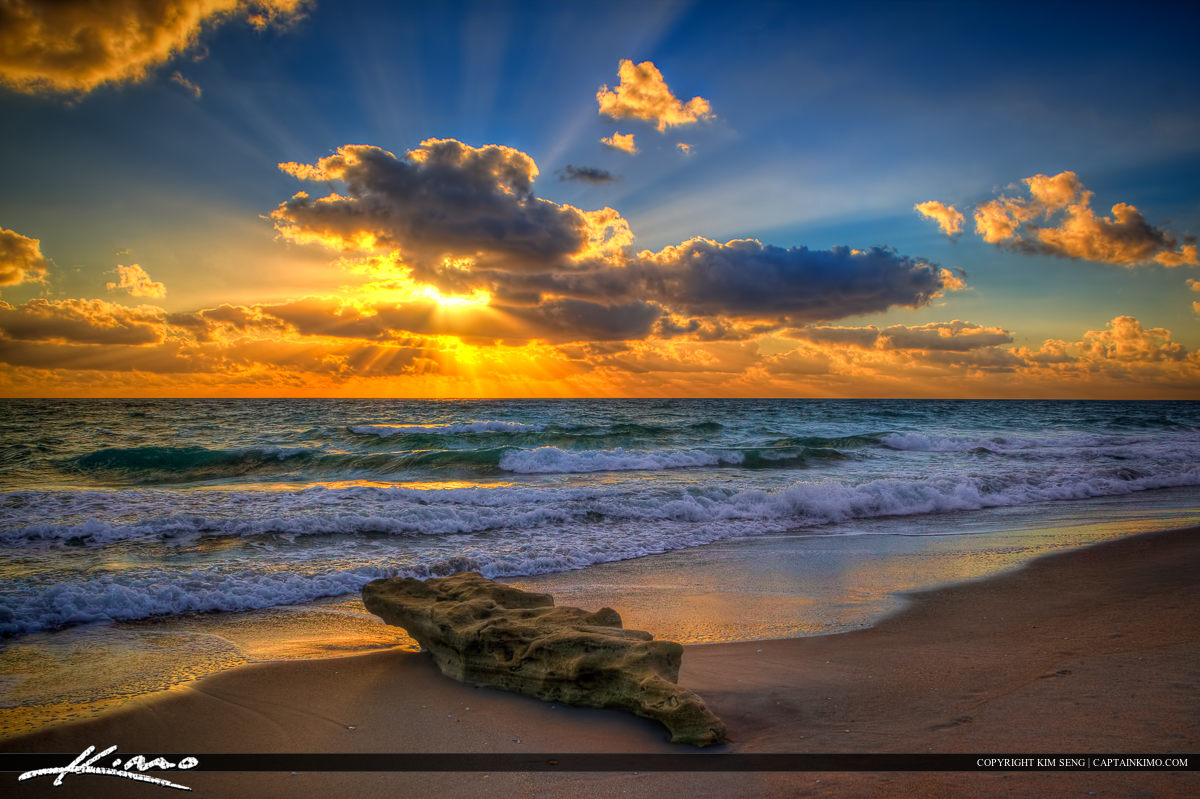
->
[2,398,1198,640]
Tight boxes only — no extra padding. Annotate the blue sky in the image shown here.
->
[1,0,1198,396]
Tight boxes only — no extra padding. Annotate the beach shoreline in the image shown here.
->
[4,522,1198,797]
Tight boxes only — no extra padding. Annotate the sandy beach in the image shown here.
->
[3,523,1197,798]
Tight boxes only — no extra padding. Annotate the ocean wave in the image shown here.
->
[768,433,887,449]
[7,456,1199,548]
[0,567,390,637]
[66,445,315,479]
[60,444,518,484]
[879,430,1200,458]
[498,446,744,473]
[53,440,847,485]
[3,461,1199,636]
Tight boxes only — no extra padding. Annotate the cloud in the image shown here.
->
[0,226,49,286]
[504,298,663,342]
[1024,171,1083,210]
[771,315,1200,390]
[165,287,662,347]
[676,142,692,156]
[558,165,618,183]
[271,140,628,282]
[760,347,833,376]
[788,320,1012,351]
[973,196,1039,244]
[107,263,166,297]
[257,296,387,340]
[0,0,307,95]
[914,200,964,236]
[320,295,662,345]
[937,268,966,292]
[601,132,637,154]
[633,238,955,323]
[1014,316,1197,382]
[166,302,289,342]
[1190,279,1200,315]
[968,171,1197,266]
[1070,315,1185,363]
[170,70,201,98]
[596,59,713,132]
[585,340,764,376]
[272,140,960,339]
[5,278,1196,399]
[0,298,166,345]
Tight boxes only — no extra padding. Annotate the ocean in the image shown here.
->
[2,398,1199,735]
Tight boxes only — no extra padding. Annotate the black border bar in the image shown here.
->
[2,753,1195,772]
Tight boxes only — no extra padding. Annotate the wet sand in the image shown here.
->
[4,525,1198,797]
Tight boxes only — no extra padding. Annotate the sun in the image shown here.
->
[417,285,492,308]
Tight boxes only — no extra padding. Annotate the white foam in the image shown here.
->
[350,421,543,436]
[0,567,391,637]
[4,463,1200,635]
[5,451,1198,549]
[879,430,1200,459]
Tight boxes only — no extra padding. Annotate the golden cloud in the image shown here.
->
[3,293,1197,399]
[1070,315,1185,363]
[913,200,964,236]
[972,196,1040,244]
[789,320,1012,352]
[1037,202,1197,267]
[0,225,48,286]
[107,263,166,298]
[1024,171,1083,209]
[0,0,307,95]
[0,297,167,344]
[780,315,1200,392]
[969,171,1197,266]
[596,60,713,132]
[170,70,201,98]
[937,268,966,293]
[600,131,637,154]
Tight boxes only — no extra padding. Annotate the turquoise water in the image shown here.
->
[1,398,1198,638]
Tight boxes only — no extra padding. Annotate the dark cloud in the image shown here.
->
[504,298,662,341]
[634,239,952,323]
[272,141,623,280]
[651,314,776,342]
[558,165,619,184]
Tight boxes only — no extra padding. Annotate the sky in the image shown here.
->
[1,0,1199,398]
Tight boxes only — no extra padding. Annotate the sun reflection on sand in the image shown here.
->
[508,503,1200,645]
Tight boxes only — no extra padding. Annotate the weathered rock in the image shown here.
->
[362,571,726,746]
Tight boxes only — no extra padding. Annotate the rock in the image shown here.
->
[361,571,726,746]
